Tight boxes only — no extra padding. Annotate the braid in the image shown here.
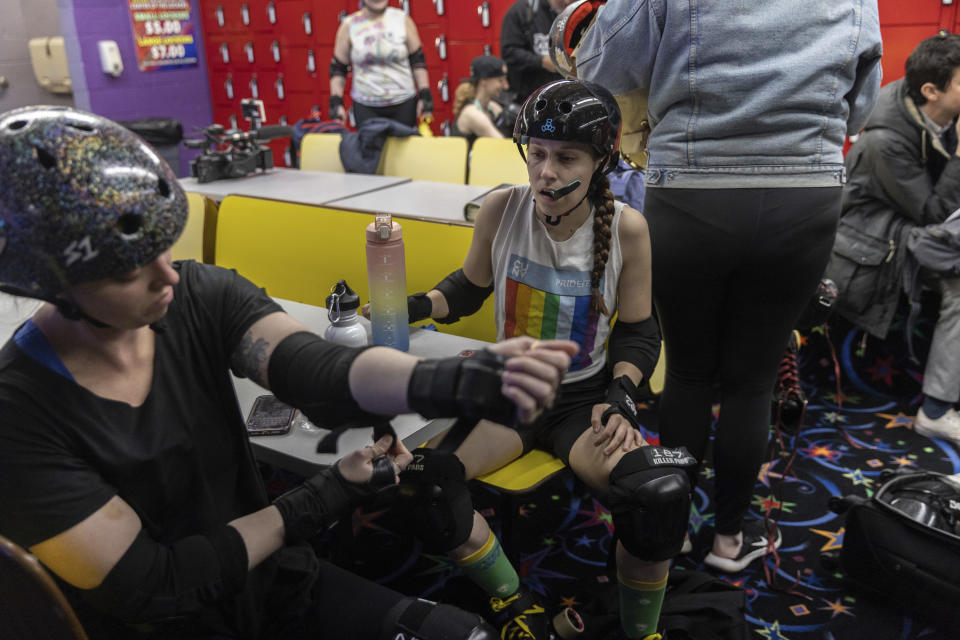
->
[588,173,615,317]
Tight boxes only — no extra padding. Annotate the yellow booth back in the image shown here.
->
[214,196,496,342]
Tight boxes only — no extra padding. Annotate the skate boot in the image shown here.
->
[772,330,807,432]
[489,588,583,639]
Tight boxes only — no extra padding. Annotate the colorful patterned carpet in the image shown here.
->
[270,300,959,640]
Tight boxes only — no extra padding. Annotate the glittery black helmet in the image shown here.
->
[0,106,186,301]
[513,79,622,175]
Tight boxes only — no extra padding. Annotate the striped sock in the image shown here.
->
[617,571,667,639]
[455,530,520,597]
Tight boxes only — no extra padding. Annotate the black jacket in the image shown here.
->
[827,78,960,338]
[500,0,563,102]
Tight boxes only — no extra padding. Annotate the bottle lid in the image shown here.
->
[366,212,402,242]
[326,279,360,323]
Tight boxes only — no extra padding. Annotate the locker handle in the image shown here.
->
[271,41,281,63]
[245,42,255,64]
[267,2,276,24]
[216,5,225,27]
[478,2,490,28]
[303,12,312,35]
[241,3,250,26]
[435,35,447,60]
[225,76,234,100]
[276,76,285,101]
[433,0,445,16]
[220,42,230,64]
[307,50,316,72]
[250,76,259,99]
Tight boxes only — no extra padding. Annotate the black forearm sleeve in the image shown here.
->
[268,331,386,429]
[330,56,349,78]
[608,316,661,382]
[433,268,494,324]
[83,526,247,623]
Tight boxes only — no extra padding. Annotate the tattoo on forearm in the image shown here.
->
[231,332,271,386]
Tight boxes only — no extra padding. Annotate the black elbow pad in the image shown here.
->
[330,56,349,78]
[608,316,661,382]
[268,332,397,453]
[434,269,493,324]
[83,526,247,623]
[408,47,427,70]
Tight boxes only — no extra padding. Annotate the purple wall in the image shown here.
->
[59,0,212,177]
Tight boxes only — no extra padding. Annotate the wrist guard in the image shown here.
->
[600,375,641,430]
[407,349,515,427]
[274,458,394,542]
[407,292,433,324]
[329,95,344,115]
[418,87,434,114]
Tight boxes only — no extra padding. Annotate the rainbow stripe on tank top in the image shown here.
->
[502,254,602,373]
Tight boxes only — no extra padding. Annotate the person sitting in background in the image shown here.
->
[0,105,576,640]
[827,33,960,446]
[451,55,509,147]
[329,0,434,129]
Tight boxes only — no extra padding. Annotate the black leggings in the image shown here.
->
[643,186,840,535]
[352,96,419,129]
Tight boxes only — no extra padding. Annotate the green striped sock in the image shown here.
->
[455,530,520,597]
[618,571,667,639]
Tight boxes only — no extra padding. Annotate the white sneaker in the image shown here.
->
[914,408,960,444]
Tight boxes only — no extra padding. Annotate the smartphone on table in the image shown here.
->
[246,395,296,436]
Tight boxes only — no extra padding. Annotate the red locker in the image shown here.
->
[445,0,500,43]
[210,70,238,104]
[446,41,492,82]
[254,36,284,68]
[212,104,240,130]
[402,0,444,26]
[418,24,447,69]
[880,24,943,84]
[199,0,246,33]
[275,0,315,46]
[313,0,351,44]
[241,0,278,33]
[281,46,323,91]
[878,0,942,26]
[205,36,235,70]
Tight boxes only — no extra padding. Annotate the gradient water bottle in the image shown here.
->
[365,213,409,351]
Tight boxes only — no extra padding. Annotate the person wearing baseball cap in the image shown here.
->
[451,55,509,147]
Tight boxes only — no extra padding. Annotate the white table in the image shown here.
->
[234,298,490,476]
[180,168,411,205]
[325,180,496,224]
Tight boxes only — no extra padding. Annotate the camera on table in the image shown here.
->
[185,99,291,183]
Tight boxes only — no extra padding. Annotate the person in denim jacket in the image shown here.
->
[574,0,883,574]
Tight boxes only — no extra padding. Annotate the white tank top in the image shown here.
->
[492,185,624,383]
[347,7,417,107]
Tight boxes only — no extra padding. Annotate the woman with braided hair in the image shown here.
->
[396,79,693,640]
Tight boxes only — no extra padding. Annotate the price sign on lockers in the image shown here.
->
[129,0,198,72]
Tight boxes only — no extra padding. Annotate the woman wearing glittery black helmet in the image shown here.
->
[0,105,576,640]
[399,78,691,640]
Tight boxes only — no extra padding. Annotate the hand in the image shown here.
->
[338,434,413,485]
[360,302,371,319]
[590,403,648,455]
[542,55,558,73]
[489,337,579,423]
[333,105,347,124]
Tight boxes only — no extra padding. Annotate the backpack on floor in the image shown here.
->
[828,470,960,630]
[657,570,749,640]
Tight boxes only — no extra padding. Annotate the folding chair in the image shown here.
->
[0,534,88,640]
[467,137,528,187]
[377,136,469,184]
[300,133,346,172]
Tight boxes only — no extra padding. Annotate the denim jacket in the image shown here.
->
[576,0,883,188]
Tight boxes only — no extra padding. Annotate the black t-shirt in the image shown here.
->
[0,261,287,637]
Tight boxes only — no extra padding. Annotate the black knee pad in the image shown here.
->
[380,597,496,640]
[606,446,698,561]
[397,448,475,552]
